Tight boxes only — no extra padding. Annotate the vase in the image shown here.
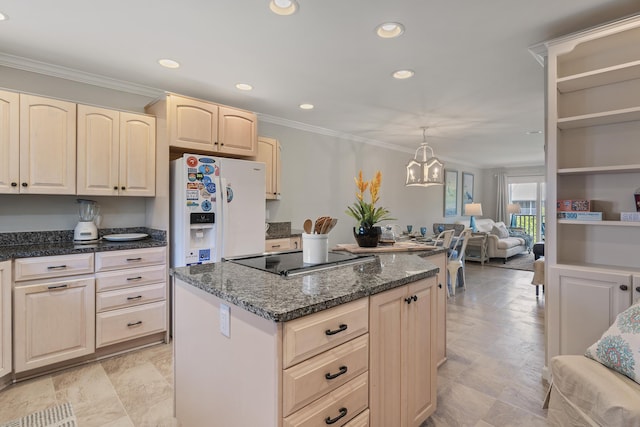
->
[353,226,381,247]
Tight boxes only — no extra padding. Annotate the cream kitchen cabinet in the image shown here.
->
[265,236,301,252]
[146,93,256,157]
[257,136,281,199]
[95,247,167,348]
[369,276,437,427]
[0,92,76,194]
[0,261,11,381]
[430,252,447,366]
[13,253,95,373]
[0,90,19,194]
[77,105,156,196]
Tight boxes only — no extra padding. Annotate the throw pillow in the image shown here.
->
[585,302,640,384]
[491,225,509,239]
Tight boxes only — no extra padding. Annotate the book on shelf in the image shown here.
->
[557,212,602,221]
[557,199,591,212]
[621,212,640,222]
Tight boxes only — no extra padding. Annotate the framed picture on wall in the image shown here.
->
[462,172,474,214]
[444,169,458,217]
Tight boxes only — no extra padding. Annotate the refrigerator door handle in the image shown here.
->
[219,176,229,260]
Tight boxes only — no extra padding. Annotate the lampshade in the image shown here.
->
[507,203,521,214]
[405,127,444,187]
[465,203,483,216]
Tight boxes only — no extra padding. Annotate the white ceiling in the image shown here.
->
[1,0,639,168]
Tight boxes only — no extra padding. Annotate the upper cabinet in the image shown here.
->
[0,90,19,194]
[257,137,281,199]
[77,105,156,196]
[19,94,77,195]
[160,93,256,157]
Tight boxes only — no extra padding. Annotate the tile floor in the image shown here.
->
[0,261,548,426]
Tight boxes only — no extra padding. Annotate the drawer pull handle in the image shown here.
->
[127,321,143,327]
[272,244,281,248]
[127,295,143,300]
[325,324,347,336]
[126,257,143,262]
[47,265,67,270]
[325,408,347,425]
[127,276,143,281]
[47,284,68,290]
[325,365,348,380]
[620,285,629,291]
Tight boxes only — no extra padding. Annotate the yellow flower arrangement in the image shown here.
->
[346,170,394,228]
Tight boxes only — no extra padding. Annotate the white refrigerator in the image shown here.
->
[170,154,266,267]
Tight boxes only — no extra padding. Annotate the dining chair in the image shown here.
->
[433,229,455,249]
[447,228,472,297]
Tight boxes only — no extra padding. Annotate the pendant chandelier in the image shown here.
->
[405,127,444,187]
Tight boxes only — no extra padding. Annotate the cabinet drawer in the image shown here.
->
[265,238,291,252]
[283,298,368,368]
[283,372,368,427]
[96,264,166,292]
[14,253,94,282]
[95,247,166,272]
[283,334,369,416]
[96,301,166,348]
[96,283,166,312]
[343,409,369,427]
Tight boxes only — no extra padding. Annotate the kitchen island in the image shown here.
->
[172,249,445,427]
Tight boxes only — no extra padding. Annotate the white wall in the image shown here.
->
[258,122,485,246]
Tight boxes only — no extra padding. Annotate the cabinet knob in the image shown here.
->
[114,186,118,190]
[121,186,126,190]
[620,284,629,291]
[11,182,17,187]
[636,286,640,293]
[21,182,28,187]
[438,283,442,289]
[413,295,418,302]
[405,297,413,304]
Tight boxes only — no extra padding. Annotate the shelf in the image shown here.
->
[557,164,640,174]
[557,60,640,93]
[557,106,640,129]
[558,219,640,226]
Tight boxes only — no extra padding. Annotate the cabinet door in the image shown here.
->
[369,285,404,426]
[0,261,10,378]
[218,106,256,156]
[19,94,76,194]
[169,95,218,152]
[119,112,156,196]
[431,253,447,366]
[548,266,632,358]
[0,90,19,194]
[257,137,280,199]
[634,275,640,304]
[14,276,95,373]
[77,104,119,195]
[405,277,437,426]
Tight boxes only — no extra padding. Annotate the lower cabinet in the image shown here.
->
[0,261,11,380]
[265,236,302,252]
[369,276,437,427]
[430,252,447,366]
[13,275,95,373]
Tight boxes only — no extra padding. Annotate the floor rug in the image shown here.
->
[0,403,77,427]
[477,252,535,272]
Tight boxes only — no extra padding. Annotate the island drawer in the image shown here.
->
[265,238,292,252]
[14,253,94,282]
[95,264,166,292]
[283,372,368,427]
[282,334,369,416]
[96,282,166,312]
[343,408,369,427]
[96,301,166,348]
[283,298,368,368]
[95,247,166,272]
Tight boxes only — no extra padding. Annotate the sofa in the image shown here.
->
[464,218,530,263]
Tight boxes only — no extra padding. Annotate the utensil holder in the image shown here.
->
[302,233,329,264]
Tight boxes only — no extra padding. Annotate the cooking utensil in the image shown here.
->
[303,219,312,234]
[314,216,330,234]
[326,218,338,234]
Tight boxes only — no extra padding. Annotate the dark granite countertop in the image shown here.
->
[0,228,167,262]
[266,228,303,239]
[171,249,445,323]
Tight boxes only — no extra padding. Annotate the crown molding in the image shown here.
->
[0,52,163,98]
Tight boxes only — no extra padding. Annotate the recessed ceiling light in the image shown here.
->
[158,59,180,69]
[269,0,298,15]
[392,69,415,79]
[0,12,7,21]
[526,130,543,135]
[299,103,314,110]
[375,22,405,39]
[235,83,253,91]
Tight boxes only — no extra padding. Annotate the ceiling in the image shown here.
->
[1,1,639,168]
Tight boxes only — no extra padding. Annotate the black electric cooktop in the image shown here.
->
[226,250,376,277]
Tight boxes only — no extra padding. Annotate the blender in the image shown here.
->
[74,199,100,242]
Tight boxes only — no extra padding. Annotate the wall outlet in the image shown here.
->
[220,303,230,337]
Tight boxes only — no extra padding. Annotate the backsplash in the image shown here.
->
[0,227,166,246]
[266,222,291,239]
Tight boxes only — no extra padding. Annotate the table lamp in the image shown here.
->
[507,203,521,228]
[466,203,483,232]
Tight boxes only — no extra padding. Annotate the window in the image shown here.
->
[508,176,545,241]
